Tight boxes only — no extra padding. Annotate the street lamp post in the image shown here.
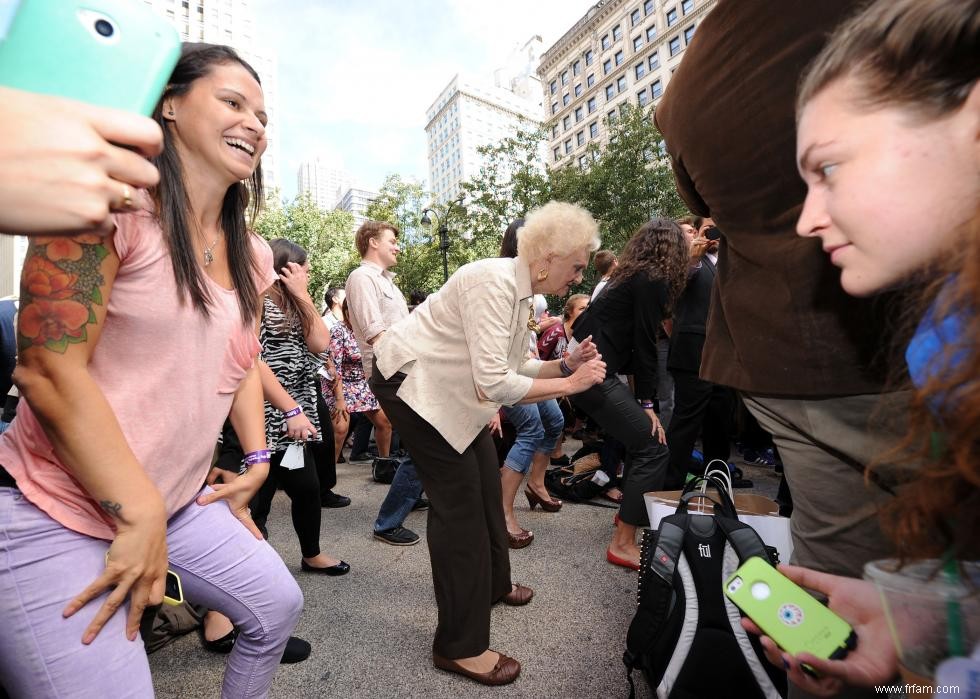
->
[420,194,465,284]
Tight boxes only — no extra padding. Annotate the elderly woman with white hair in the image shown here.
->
[370,201,606,687]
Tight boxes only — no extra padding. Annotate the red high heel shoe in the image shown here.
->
[525,487,562,512]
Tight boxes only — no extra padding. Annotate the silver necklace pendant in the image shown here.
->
[203,248,214,266]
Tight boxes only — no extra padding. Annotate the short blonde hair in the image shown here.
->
[517,201,600,262]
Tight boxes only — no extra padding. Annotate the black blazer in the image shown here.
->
[667,258,716,374]
[572,273,669,401]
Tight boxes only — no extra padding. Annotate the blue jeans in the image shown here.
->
[374,455,423,533]
[501,399,564,474]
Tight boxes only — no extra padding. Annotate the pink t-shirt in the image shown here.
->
[0,194,276,539]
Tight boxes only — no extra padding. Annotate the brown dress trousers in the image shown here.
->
[371,368,512,659]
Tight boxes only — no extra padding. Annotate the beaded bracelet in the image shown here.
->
[559,358,574,377]
[283,406,303,419]
[244,449,272,466]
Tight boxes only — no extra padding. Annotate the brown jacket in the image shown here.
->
[655,0,897,396]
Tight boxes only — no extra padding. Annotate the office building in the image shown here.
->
[538,0,716,169]
[425,36,546,205]
[336,187,379,232]
[296,160,353,211]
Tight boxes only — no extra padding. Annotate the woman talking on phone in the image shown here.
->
[0,44,301,698]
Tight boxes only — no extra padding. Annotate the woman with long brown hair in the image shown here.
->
[0,43,301,697]
[742,0,980,693]
[571,218,689,570]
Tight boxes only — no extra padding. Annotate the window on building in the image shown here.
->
[652,79,663,98]
[617,75,627,93]
[587,96,597,113]
[637,88,649,107]
[589,121,599,138]
[587,73,595,87]
[631,9,641,26]
[573,60,581,76]
[603,59,612,75]
[633,35,643,52]
[577,130,585,146]
[563,93,571,106]
[601,34,610,50]
[550,80,557,95]
[615,50,624,66]
[635,62,646,80]
[684,24,696,43]
[605,84,616,101]
[612,24,622,41]
[551,101,559,114]
[608,109,619,124]
[647,25,658,42]
[574,83,583,97]
[554,147,561,162]
[563,115,571,130]
[669,37,681,55]
[561,71,569,85]
[565,139,572,154]
[667,8,678,26]
[648,50,660,70]
[644,0,654,14]
[552,125,559,138]
[682,0,695,13]
[585,49,594,65]
[574,106,583,122]
[579,155,589,169]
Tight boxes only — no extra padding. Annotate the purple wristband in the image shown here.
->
[244,449,271,466]
[283,406,303,419]
[560,358,574,376]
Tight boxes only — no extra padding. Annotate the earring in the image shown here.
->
[537,268,549,281]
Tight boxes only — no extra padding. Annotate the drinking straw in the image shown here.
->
[941,554,965,657]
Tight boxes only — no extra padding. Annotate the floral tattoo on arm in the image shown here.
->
[17,236,108,354]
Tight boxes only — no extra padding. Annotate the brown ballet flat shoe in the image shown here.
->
[432,651,521,686]
[525,487,562,513]
[507,528,534,549]
[500,583,534,606]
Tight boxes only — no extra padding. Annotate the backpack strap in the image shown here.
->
[714,514,771,563]
[623,514,689,696]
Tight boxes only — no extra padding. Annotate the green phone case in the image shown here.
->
[0,0,181,115]
[725,556,856,660]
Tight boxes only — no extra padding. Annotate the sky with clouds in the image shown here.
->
[252,0,593,199]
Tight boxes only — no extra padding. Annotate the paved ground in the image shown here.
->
[149,445,781,698]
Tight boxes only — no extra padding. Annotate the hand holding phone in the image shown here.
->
[733,561,899,696]
[0,86,162,235]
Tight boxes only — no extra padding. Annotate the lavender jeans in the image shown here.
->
[0,486,303,698]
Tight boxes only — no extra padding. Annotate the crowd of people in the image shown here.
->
[0,0,976,696]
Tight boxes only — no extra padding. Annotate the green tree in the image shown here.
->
[550,103,686,256]
[253,192,358,304]
[460,127,552,256]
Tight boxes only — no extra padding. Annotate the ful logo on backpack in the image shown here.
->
[698,543,711,558]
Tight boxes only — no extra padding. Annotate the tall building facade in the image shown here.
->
[142,0,280,194]
[336,187,379,232]
[296,160,353,211]
[538,0,716,169]
[425,37,546,205]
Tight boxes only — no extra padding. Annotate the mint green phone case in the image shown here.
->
[725,556,856,660]
[0,0,181,115]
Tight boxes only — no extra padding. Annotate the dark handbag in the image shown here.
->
[372,457,399,484]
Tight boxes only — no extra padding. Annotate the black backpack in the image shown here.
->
[624,476,787,698]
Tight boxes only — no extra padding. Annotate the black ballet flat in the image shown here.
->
[300,559,351,576]
[200,627,238,654]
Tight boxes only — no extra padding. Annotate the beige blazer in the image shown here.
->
[374,256,543,454]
